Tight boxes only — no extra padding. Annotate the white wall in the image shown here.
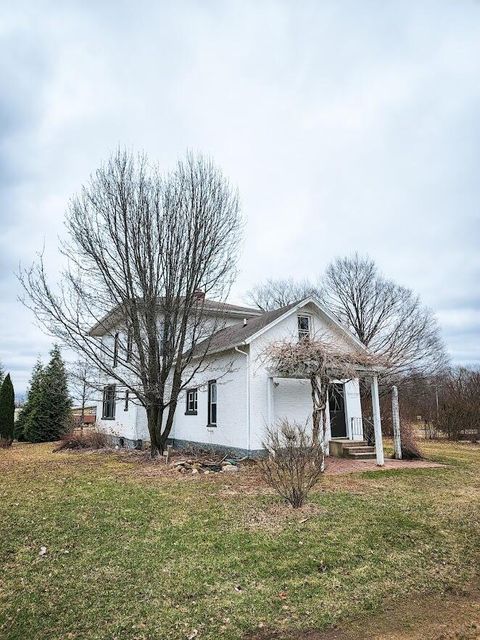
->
[172,349,248,450]
[96,387,139,441]
[344,378,363,441]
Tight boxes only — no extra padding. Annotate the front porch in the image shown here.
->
[266,372,385,466]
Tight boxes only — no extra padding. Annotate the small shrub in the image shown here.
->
[54,429,108,451]
[400,421,423,459]
[259,419,324,509]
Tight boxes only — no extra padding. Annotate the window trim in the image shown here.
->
[185,388,198,415]
[297,314,312,341]
[126,327,133,363]
[207,379,217,427]
[113,332,119,368]
[102,385,116,420]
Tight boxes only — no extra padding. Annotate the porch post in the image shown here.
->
[371,374,384,466]
[392,385,402,460]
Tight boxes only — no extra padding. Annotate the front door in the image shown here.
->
[329,383,347,438]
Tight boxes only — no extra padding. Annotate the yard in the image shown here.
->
[0,441,478,639]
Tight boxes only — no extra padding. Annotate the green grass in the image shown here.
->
[0,441,479,639]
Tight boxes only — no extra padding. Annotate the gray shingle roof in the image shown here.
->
[191,301,298,356]
[89,298,262,336]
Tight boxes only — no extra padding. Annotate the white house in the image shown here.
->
[93,297,385,464]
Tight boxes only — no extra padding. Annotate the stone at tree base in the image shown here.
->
[222,464,239,473]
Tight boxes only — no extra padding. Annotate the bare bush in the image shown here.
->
[54,429,108,451]
[259,420,325,508]
[400,422,423,459]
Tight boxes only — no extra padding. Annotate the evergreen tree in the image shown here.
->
[15,359,45,441]
[0,374,15,444]
[24,346,72,442]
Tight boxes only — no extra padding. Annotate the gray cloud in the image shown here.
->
[0,0,479,396]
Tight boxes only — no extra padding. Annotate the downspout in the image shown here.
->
[234,345,250,456]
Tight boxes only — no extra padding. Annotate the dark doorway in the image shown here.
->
[329,383,347,438]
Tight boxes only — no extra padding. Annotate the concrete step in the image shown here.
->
[340,441,368,448]
[347,451,376,460]
[344,446,375,455]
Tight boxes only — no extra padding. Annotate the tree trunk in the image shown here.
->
[159,399,178,453]
[311,374,321,444]
[146,404,164,458]
[310,374,327,446]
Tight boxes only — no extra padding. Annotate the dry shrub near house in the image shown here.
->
[259,419,324,509]
[54,429,108,451]
[400,421,423,459]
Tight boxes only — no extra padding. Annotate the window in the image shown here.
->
[297,315,311,341]
[185,388,198,415]
[126,327,133,362]
[207,380,217,426]
[102,385,116,419]
[113,332,119,367]
[124,390,129,411]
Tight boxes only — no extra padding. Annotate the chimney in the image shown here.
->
[243,318,247,327]
[193,289,205,301]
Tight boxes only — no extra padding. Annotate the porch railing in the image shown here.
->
[350,417,364,439]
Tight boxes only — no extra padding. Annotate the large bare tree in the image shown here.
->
[245,277,320,311]
[322,254,448,380]
[20,150,242,457]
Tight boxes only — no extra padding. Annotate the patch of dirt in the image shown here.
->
[241,501,326,532]
[245,583,480,640]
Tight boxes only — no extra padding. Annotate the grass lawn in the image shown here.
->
[0,441,479,639]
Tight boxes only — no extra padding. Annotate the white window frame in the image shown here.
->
[297,314,312,341]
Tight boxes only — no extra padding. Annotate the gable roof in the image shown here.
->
[191,302,298,356]
[88,298,262,337]
[191,297,368,357]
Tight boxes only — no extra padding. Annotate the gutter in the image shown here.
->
[234,345,251,456]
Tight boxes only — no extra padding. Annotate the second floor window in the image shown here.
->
[102,385,116,419]
[124,390,129,411]
[207,380,217,426]
[185,388,198,415]
[297,315,311,341]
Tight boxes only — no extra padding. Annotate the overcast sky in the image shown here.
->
[1,0,479,396]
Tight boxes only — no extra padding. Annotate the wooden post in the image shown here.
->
[392,385,402,460]
[371,375,384,466]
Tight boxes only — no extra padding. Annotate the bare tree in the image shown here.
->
[436,366,480,442]
[69,358,97,429]
[322,254,448,380]
[19,150,242,457]
[245,277,320,311]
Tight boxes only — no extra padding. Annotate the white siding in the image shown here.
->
[172,350,248,450]
[96,387,139,441]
